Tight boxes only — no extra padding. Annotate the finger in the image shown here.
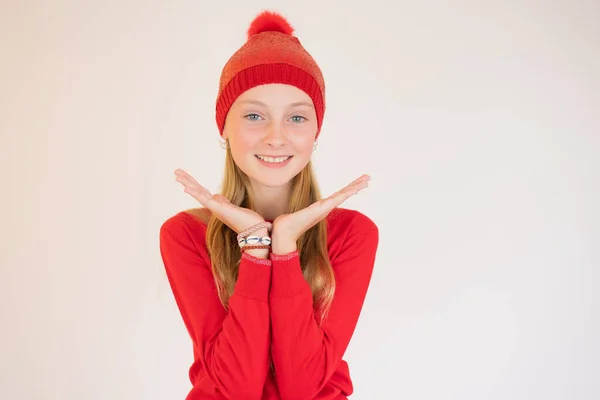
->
[348,176,370,191]
[306,182,364,218]
[175,169,204,187]
[174,170,222,209]
[336,175,370,197]
[175,170,208,193]
[299,178,369,224]
[343,174,370,189]
[332,176,369,198]
[323,179,369,208]
[177,176,212,199]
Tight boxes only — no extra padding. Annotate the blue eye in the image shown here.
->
[291,115,306,123]
[245,113,262,121]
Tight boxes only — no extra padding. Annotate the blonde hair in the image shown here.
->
[203,148,335,325]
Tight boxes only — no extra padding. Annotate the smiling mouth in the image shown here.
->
[255,155,293,163]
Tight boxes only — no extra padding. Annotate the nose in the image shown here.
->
[263,121,286,147]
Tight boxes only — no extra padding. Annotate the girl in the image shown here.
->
[160,10,379,400]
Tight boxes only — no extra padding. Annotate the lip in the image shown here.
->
[255,155,293,168]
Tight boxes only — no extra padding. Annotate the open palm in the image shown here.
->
[174,168,264,234]
[272,174,371,241]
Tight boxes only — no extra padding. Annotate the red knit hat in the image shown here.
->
[215,11,326,138]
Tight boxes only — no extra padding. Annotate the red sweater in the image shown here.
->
[159,207,379,400]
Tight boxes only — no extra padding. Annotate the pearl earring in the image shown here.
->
[219,136,229,149]
[313,140,318,151]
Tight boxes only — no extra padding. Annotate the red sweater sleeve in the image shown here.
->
[268,219,379,400]
[159,214,272,400]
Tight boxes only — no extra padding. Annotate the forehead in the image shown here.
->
[236,84,312,105]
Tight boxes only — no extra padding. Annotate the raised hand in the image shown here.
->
[270,174,371,254]
[174,168,265,234]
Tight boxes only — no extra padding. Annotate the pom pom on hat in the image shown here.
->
[247,10,294,38]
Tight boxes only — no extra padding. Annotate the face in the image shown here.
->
[222,84,318,188]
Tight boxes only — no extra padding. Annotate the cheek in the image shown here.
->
[229,134,260,169]
[292,135,315,157]
[291,119,318,156]
[232,135,255,154]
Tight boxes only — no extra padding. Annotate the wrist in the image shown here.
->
[241,227,270,259]
[243,248,270,259]
[271,234,297,255]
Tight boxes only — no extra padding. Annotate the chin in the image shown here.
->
[251,174,295,188]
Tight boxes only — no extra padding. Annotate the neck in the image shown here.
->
[249,180,292,221]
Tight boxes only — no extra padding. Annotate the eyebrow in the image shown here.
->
[238,100,314,108]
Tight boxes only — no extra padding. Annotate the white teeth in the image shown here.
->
[257,155,291,163]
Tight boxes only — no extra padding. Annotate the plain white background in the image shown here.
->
[1,1,599,399]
